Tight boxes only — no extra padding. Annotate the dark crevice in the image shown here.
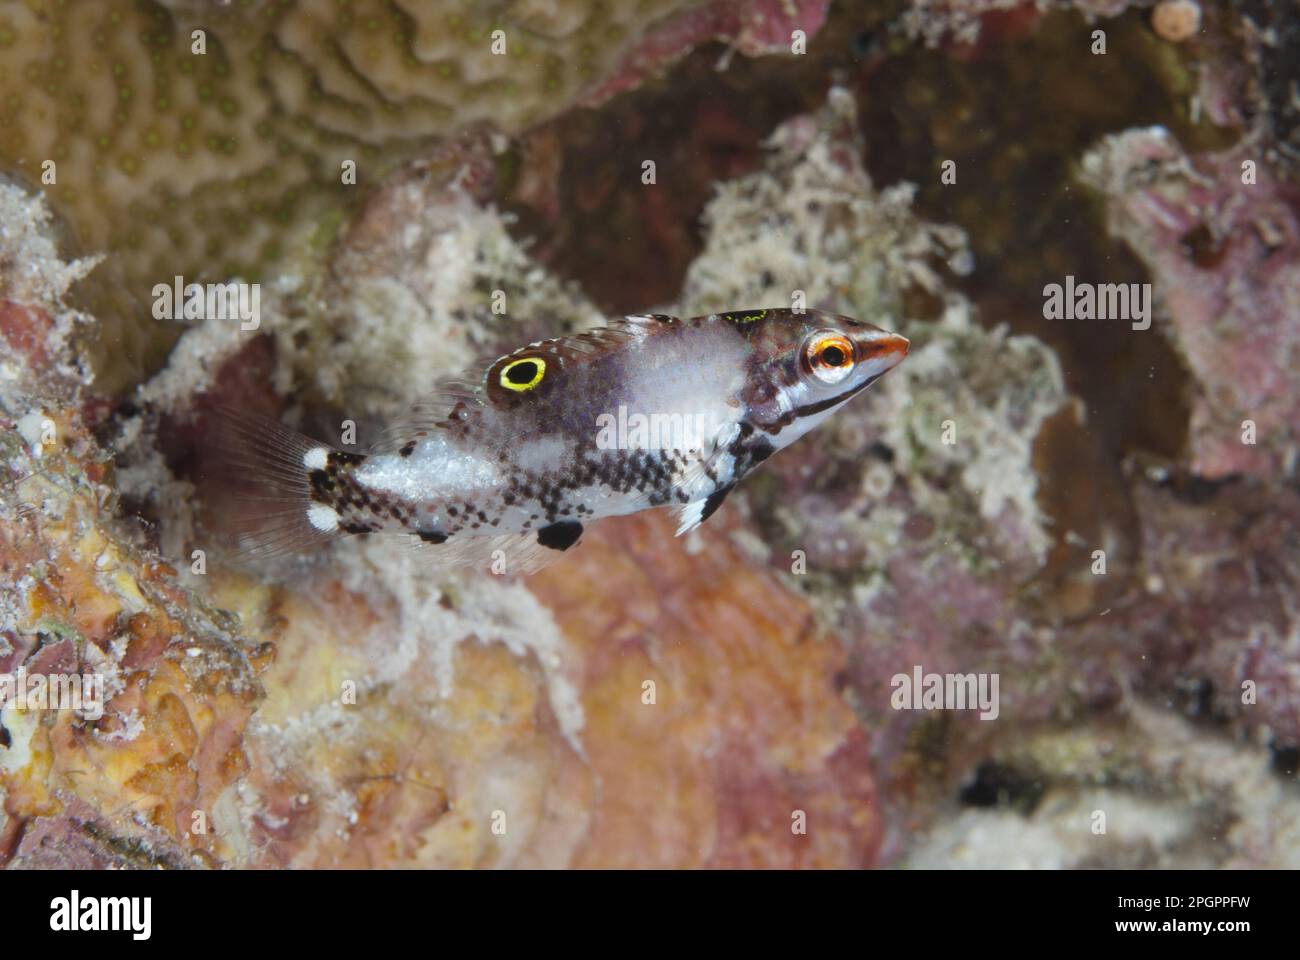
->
[959,761,1047,815]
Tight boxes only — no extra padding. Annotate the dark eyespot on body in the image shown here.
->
[499,356,547,392]
[418,530,448,544]
[506,360,539,385]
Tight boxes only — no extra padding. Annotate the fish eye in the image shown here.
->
[499,356,547,392]
[803,333,855,384]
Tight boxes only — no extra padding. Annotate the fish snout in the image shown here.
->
[854,330,909,371]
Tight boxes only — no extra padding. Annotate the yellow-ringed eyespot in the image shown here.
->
[499,356,547,392]
[803,332,855,384]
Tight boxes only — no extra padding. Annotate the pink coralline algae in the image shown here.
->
[1082,128,1300,479]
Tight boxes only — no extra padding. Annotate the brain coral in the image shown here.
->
[0,0,823,387]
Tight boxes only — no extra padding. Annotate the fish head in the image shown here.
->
[723,308,909,446]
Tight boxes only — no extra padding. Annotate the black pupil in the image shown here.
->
[506,360,538,384]
[821,345,846,366]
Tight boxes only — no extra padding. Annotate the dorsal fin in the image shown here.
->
[369,380,486,454]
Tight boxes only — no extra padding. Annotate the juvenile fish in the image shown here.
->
[219,308,908,571]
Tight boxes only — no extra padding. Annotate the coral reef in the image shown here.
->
[668,14,1300,864]
[671,84,1078,859]
[2,0,1298,872]
[2,92,885,865]
[0,189,266,866]
[905,702,1300,869]
[0,0,827,388]
[1082,127,1300,479]
[900,0,1135,50]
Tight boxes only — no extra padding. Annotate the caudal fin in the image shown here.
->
[204,405,342,561]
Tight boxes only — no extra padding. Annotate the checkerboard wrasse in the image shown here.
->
[219,309,908,573]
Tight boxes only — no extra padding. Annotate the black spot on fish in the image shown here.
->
[399,440,416,457]
[700,484,734,524]
[418,530,448,544]
[537,520,583,551]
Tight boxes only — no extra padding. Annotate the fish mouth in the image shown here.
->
[853,331,909,369]
[832,331,909,403]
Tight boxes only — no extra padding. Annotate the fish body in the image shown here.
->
[222,308,908,571]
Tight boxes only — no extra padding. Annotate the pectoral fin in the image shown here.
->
[675,483,734,536]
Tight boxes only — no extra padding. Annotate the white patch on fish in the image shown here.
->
[306,503,340,532]
[302,446,329,471]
